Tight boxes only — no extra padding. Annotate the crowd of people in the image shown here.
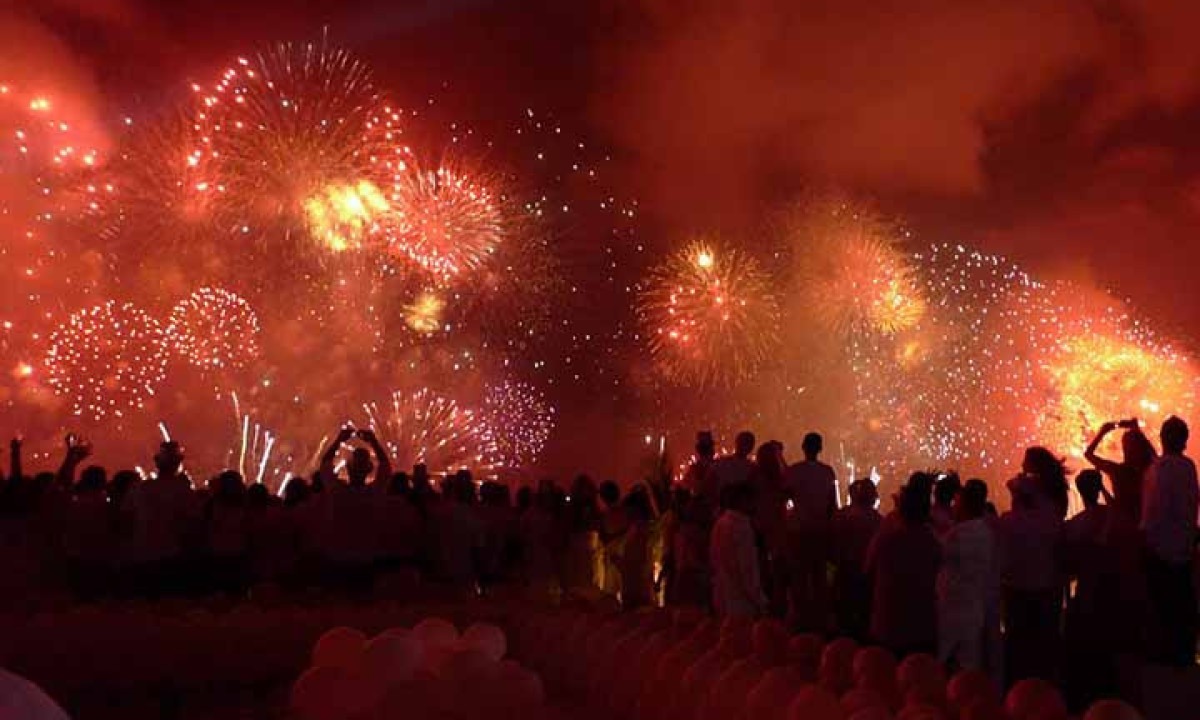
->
[0,416,1196,712]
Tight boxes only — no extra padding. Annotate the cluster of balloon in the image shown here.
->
[291,618,546,720]
[504,607,1147,720]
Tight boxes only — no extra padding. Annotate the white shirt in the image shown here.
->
[937,518,997,670]
[710,510,765,617]
[1142,453,1199,565]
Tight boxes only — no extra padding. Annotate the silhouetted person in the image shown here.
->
[1017,446,1069,519]
[619,485,655,609]
[937,478,996,675]
[712,431,756,498]
[866,481,941,657]
[1142,415,1198,666]
[931,472,962,537]
[663,487,713,608]
[831,478,882,642]
[1000,451,1065,686]
[563,474,600,590]
[129,440,196,597]
[683,431,719,513]
[1086,419,1155,525]
[1063,469,1117,710]
[205,470,248,595]
[711,482,766,618]
[782,432,837,631]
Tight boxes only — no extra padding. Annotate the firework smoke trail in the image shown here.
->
[638,237,780,387]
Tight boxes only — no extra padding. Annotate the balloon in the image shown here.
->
[498,660,546,709]
[291,664,370,720]
[1005,678,1067,720]
[896,704,945,720]
[462,623,508,662]
[752,618,790,666]
[788,685,846,720]
[413,617,459,652]
[821,638,859,694]
[849,708,894,720]
[946,669,998,712]
[311,626,366,669]
[741,668,805,720]
[1083,699,1143,720]
[842,688,887,715]
[895,654,944,697]
[359,634,421,691]
[789,633,825,681]
[853,646,897,689]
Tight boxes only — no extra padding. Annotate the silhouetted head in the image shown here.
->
[955,478,988,521]
[1022,446,1068,516]
[247,482,270,509]
[933,473,961,508]
[1075,469,1103,507]
[801,432,823,459]
[624,484,653,523]
[598,479,621,508]
[1161,416,1189,455]
[696,431,716,460]
[154,441,184,478]
[282,476,309,507]
[570,474,598,506]
[1120,427,1156,470]
[906,471,936,502]
[216,470,245,501]
[755,442,782,473]
[347,447,373,485]
[78,465,106,494]
[109,470,139,503]
[848,478,878,508]
[734,431,756,457]
[516,485,533,511]
[899,482,932,525]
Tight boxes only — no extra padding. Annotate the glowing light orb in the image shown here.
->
[167,287,261,371]
[303,179,389,252]
[404,291,445,335]
[45,302,168,420]
[639,237,780,386]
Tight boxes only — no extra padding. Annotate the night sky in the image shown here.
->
[9,0,1200,477]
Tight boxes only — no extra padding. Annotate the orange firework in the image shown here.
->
[189,37,406,253]
[386,156,507,280]
[639,237,780,386]
[784,196,925,335]
[362,387,499,477]
[1039,325,1200,459]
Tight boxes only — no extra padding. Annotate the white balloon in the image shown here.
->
[462,623,508,662]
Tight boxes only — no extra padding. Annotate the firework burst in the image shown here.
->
[363,387,498,477]
[45,301,168,421]
[483,380,555,469]
[386,156,507,279]
[167,287,261,371]
[190,37,406,253]
[639,237,780,386]
[785,196,925,335]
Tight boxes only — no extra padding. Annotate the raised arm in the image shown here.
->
[1084,422,1121,475]
[357,428,392,483]
[319,426,355,484]
[56,434,91,488]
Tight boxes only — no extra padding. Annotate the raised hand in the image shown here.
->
[335,425,356,444]
[357,428,379,446]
